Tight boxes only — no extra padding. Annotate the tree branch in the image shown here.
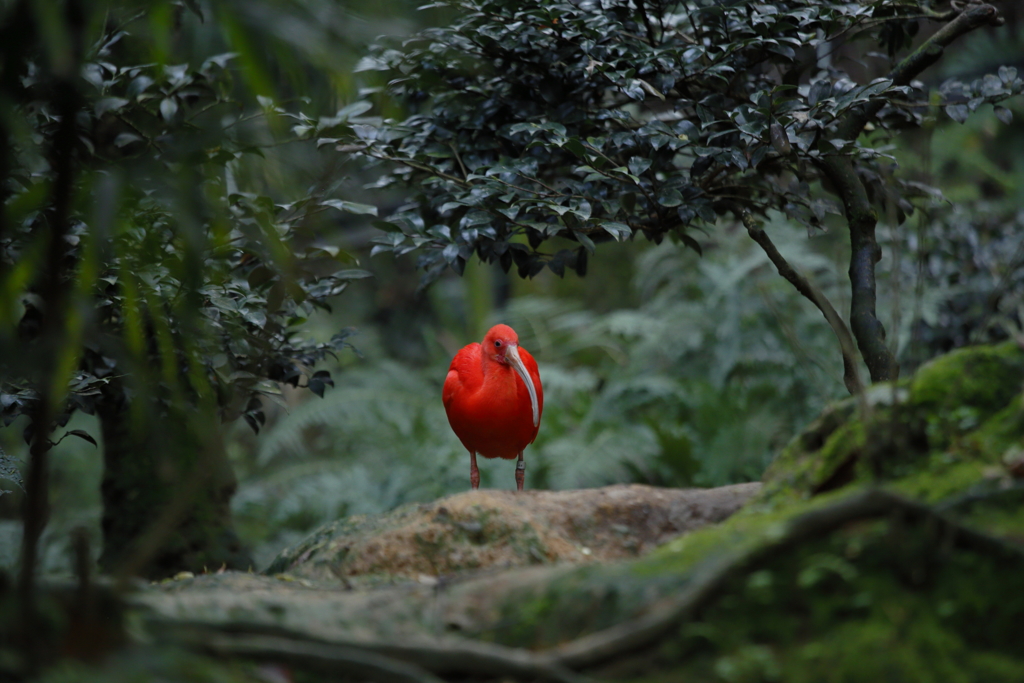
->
[738,211,863,394]
[631,0,658,45]
[838,2,1003,141]
[821,3,1002,384]
[817,155,895,382]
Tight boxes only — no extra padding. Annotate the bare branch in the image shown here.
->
[738,211,864,394]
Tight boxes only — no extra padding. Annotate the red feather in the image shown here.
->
[443,324,544,461]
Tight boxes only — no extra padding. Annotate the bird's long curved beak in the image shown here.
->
[506,344,539,427]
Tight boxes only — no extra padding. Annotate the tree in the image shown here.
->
[0,0,375,624]
[346,0,1021,393]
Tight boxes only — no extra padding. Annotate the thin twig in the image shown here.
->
[449,142,468,180]
[756,283,839,387]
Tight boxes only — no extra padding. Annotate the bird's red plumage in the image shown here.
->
[443,324,544,460]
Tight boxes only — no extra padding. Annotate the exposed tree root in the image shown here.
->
[148,619,588,683]
[146,488,1023,681]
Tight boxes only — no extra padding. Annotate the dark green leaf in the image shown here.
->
[159,97,179,122]
[322,199,378,216]
[574,230,596,254]
[945,104,969,124]
[628,157,652,176]
[66,430,98,448]
[179,0,204,22]
[657,188,683,207]
[601,221,632,241]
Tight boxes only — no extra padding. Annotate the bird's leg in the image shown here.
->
[515,452,525,491]
[470,451,480,490]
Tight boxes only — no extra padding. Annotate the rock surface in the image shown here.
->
[266,482,761,582]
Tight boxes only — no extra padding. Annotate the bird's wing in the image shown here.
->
[443,342,481,409]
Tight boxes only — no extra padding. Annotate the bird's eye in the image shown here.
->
[494,340,502,348]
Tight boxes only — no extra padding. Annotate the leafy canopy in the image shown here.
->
[346,0,1021,283]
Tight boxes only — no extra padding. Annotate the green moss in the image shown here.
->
[476,489,863,650]
[757,403,859,504]
[965,396,1024,457]
[891,458,993,503]
[943,486,1024,543]
[756,343,1024,511]
[910,341,1024,449]
[611,506,1024,683]
[910,341,1024,413]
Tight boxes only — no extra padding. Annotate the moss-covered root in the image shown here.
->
[577,489,1024,682]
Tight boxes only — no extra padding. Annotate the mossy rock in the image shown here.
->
[134,488,1024,683]
[757,341,1024,508]
[604,497,1024,682]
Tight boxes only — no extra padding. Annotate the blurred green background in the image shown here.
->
[1,0,1022,574]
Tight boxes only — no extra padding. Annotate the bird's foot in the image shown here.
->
[515,458,525,491]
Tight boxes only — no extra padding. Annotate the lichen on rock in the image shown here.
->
[266,483,761,583]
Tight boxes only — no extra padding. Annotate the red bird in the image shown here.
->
[443,324,544,491]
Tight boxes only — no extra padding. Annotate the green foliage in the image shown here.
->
[512,219,848,488]
[0,7,371,436]
[351,0,1022,285]
[0,0,461,586]
[231,360,466,565]
[0,445,21,496]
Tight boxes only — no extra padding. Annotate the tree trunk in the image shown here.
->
[97,385,252,579]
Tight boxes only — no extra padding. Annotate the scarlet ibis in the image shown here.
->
[443,324,543,491]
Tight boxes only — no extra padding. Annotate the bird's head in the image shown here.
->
[484,324,539,427]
